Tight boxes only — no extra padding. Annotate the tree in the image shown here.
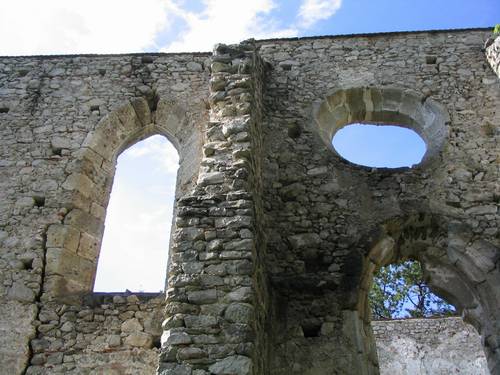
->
[369,260,456,319]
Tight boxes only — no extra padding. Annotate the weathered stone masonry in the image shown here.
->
[0,28,498,375]
[373,317,488,374]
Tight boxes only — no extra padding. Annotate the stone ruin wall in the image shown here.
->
[373,317,488,374]
[0,28,499,375]
[0,51,212,374]
[259,29,499,375]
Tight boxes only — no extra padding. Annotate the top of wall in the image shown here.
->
[255,26,493,44]
[0,27,492,59]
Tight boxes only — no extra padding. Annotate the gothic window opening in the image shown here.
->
[93,134,179,293]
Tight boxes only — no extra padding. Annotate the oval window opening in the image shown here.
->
[332,124,427,168]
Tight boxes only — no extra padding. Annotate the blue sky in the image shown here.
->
[333,125,426,168]
[1,0,497,291]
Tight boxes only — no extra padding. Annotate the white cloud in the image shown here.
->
[162,0,298,52]
[94,187,174,292]
[125,135,179,174]
[0,0,344,55]
[0,0,171,55]
[298,0,342,28]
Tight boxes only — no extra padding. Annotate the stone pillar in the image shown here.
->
[158,41,268,375]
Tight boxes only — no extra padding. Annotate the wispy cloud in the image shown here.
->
[0,0,171,55]
[298,0,342,28]
[161,0,298,52]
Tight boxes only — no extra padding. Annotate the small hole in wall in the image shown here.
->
[98,69,106,76]
[152,336,161,349]
[288,123,301,138]
[425,56,437,64]
[302,321,322,337]
[0,107,9,113]
[148,91,159,112]
[141,56,154,64]
[51,146,62,156]
[90,105,100,114]
[33,196,46,207]
[21,258,34,270]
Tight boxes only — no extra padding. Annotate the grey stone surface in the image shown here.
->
[373,317,488,375]
[208,355,253,375]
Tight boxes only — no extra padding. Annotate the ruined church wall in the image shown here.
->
[373,317,488,374]
[0,53,210,374]
[1,28,499,375]
[257,29,499,374]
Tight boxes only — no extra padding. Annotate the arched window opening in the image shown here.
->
[93,134,179,293]
[332,124,426,169]
[368,260,489,374]
[369,259,456,319]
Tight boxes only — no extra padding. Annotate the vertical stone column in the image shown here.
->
[158,41,268,375]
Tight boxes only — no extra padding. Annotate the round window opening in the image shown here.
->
[332,123,427,168]
[313,87,448,169]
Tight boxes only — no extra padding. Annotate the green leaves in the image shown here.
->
[369,260,455,319]
[494,24,500,35]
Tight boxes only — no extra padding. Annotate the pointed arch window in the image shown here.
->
[93,135,179,292]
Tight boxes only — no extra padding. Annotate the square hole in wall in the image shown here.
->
[425,56,437,64]
[33,196,46,207]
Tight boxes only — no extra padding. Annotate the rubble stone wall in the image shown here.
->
[373,317,488,375]
[0,52,211,374]
[27,294,164,374]
[257,29,499,375]
[0,28,499,375]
